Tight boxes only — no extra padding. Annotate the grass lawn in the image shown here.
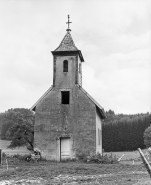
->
[106,149,149,161]
[0,158,151,185]
[0,139,29,155]
[0,140,150,184]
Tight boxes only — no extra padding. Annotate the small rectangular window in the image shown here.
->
[61,91,70,104]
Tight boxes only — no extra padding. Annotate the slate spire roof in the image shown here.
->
[54,32,79,51]
[54,15,79,52]
[52,15,84,62]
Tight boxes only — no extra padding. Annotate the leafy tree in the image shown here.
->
[144,125,151,148]
[0,108,33,140]
[1,120,14,139]
[6,114,34,151]
[0,113,5,132]
[0,108,34,151]
[1,111,23,139]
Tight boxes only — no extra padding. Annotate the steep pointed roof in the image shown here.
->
[52,32,84,62]
[52,15,84,62]
[54,32,79,51]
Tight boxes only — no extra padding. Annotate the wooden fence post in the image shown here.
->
[138,148,151,178]
[118,154,124,162]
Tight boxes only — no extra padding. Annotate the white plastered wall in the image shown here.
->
[96,109,102,154]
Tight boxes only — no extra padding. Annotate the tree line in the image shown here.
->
[102,110,151,152]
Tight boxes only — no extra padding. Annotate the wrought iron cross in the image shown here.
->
[66,15,72,32]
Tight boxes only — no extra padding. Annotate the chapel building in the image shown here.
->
[31,16,106,161]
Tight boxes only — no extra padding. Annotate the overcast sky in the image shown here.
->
[0,0,151,114]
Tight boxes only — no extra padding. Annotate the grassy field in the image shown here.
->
[105,149,149,161]
[0,150,151,184]
[0,140,150,184]
[0,139,29,155]
[0,139,11,149]
[0,159,150,185]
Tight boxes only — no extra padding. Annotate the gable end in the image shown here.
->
[30,86,53,111]
[77,85,106,119]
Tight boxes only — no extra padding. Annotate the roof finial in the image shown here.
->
[66,15,72,33]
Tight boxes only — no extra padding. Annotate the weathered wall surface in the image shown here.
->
[53,54,82,88]
[96,109,102,154]
[54,55,76,88]
[34,53,99,161]
[77,55,82,86]
[34,85,96,160]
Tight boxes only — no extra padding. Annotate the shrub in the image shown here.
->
[144,125,151,148]
[87,152,119,164]
[12,154,30,161]
[76,152,88,162]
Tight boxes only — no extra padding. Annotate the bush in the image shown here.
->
[12,154,30,161]
[76,152,88,162]
[86,152,119,164]
[76,150,118,164]
[144,125,151,148]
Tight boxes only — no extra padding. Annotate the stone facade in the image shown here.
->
[31,31,105,161]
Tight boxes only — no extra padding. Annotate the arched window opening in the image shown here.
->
[63,60,68,72]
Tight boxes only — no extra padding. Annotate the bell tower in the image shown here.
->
[51,15,84,88]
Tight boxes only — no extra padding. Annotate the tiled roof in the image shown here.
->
[54,32,79,51]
